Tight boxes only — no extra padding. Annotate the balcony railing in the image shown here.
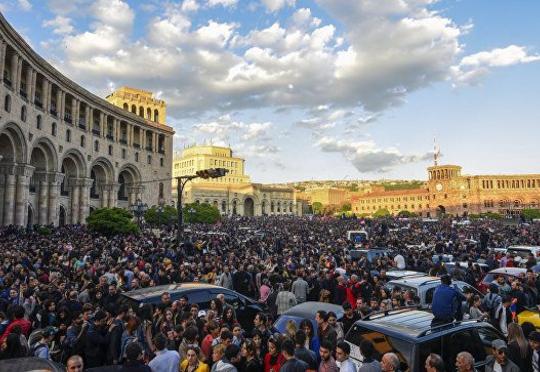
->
[133,143,141,149]
[119,139,127,145]
[34,96,43,108]
[78,119,86,130]
[64,112,72,124]
[92,129,101,136]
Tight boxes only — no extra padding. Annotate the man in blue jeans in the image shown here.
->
[431,275,465,327]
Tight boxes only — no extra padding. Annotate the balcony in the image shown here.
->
[119,139,127,145]
[92,129,101,136]
[3,71,11,88]
[64,112,73,124]
[133,143,141,149]
[158,148,165,154]
[34,96,43,108]
[50,106,58,117]
[146,146,153,152]
[78,119,86,130]
[106,134,114,141]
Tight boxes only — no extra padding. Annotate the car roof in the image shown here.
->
[386,270,425,278]
[487,267,527,275]
[356,309,490,340]
[387,276,440,288]
[508,246,540,250]
[282,302,343,318]
[122,283,222,301]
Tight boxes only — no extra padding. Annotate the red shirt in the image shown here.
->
[201,334,214,360]
[0,318,32,343]
[264,353,285,372]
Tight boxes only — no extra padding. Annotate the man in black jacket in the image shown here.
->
[84,310,111,368]
[294,330,317,370]
[281,338,308,372]
[108,304,129,365]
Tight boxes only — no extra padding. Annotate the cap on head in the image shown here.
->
[491,339,507,351]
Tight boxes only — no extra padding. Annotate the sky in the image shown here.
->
[1,0,539,183]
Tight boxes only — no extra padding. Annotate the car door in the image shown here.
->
[441,328,487,371]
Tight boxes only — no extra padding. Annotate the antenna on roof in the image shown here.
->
[433,138,440,166]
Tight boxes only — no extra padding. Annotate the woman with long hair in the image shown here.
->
[221,307,236,330]
[0,333,27,360]
[209,299,223,320]
[299,319,320,359]
[263,335,284,372]
[507,323,531,372]
[179,345,209,372]
[241,339,262,372]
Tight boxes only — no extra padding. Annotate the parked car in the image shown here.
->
[0,357,65,372]
[443,261,489,276]
[507,245,540,262]
[273,302,344,337]
[344,308,505,372]
[479,267,529,293]
[121,283,265,331]
[385,276,482,309]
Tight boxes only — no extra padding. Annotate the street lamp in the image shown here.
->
[188,207,196,223]
[175,168,228,248]
[130,199,148,229]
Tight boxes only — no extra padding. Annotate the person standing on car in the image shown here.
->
[431,275,464,326]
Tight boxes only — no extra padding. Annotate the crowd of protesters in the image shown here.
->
[1,215,540,371]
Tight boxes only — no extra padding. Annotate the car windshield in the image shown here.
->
[482,273,495,283]
[274,315,307,334]
[346,324,411,371]
[508,248,533,259]
[385,283,417,297]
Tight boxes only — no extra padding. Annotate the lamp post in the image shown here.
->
[175,168,228,249]
[130,199,148,229]
[188,207,196,223]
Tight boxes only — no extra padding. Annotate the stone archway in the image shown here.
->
[27,204,34,228]
[60,150,87,224]
[117,164,142,205]
[90,158,115,208]
[244,197,254,217]
[29,138,58,225]
[59,205,66,226]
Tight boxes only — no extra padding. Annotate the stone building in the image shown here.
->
[352,163,540,218]
[172,145,301,216]
[0,13,174,227]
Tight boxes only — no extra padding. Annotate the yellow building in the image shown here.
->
[352,163,540,218]
[172,145,301,216]
[106,87,167,125]
[306,187,347,206]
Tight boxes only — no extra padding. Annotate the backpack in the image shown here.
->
[120,333,139,361]
[31,342,48,358]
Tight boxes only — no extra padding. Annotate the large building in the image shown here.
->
[172,145,301,216]
[352,163,540,218]
[0,13,174,227]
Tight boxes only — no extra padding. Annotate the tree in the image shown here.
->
[349,183,359,192]
[373,208,391,218]
[340,202,352,212]
[322,204,338,216]
[184,203,221,224]
[522,209,540,221]
[86,208,138,235]
[144,205,178,226]
[312,202,323,215]
[397,210,417,218]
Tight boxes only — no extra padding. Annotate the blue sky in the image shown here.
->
[1,0,539,183]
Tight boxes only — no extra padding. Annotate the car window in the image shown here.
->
[187,291,214,308]
[482,273,495,283]
[215,290,244,310]
[345,324,411,371]
[455,283,481,297]
[425,288,435,304]
[477,326,503,357]
[418,338,442,372]
[442,329,485,371]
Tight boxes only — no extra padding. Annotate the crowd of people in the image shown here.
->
[0,216,540,371]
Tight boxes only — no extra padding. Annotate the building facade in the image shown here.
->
[172,145,301,216]
[0,13,174,227]
[352,164,540,218]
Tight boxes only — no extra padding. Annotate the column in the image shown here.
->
[113,119,119,142]
[78,178,93,223]
[128,125,133,146]
[42,79,49,111]
[14,175,30,226]
[109,183,119,208]
[127,186,136,205]
[16,58,23,92]
[48,173,63,225]
[55,88,62,117]
[59,91,65,121]
[11,54,19,90]
[85,106,91,131]
[100,186,109,208]
[25,65,32,97]
[3,174,16,225]
[100,113,106,137]
[72,98,79,126]
[29,69,37,102]
[70,180,80,224]
[38,177,49,225]
[0,40,6,82]
[153,132,158,153]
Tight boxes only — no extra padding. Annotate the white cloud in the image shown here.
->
[43,15,74,35]
[17,0,32,11]
[316,136,432,173]
[182,0,199,12]
[261,0,295,12]
[207,0,237,7]
[452,45,540,85]
[90,0,135,32]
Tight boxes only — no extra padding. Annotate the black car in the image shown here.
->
[345,309,505,372]
[273,302,344,337]
[0,357,65,372]
[121,283,265,331]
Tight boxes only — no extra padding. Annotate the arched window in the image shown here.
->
[66,129,71,142]
[146,107,152,119]
[36,115,42,129]
[52,122,57,136]
[21,105,27,122]
[139,106,144,117]
[4,94,11,112]
[159,183,164,199]
[108,145,113,155]
[135,152,139,162]
[221,200,226,212]
[80,135,85,147]
[131,104,136,113]
[154,109,159,122]
[160,158,164,167]
[147,155,152,164]
[123,103,128,110]
[94,140,99,152]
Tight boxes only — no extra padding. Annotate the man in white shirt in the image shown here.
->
[336,341,357,372]
[149,333,180,372]
[393,253,406,270]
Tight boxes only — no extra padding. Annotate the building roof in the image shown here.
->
[353,188,428,200]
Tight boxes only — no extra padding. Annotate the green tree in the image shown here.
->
[312,202,323,215]
[397,210,417,218]
[522,209,540,220]
[184,203,221,224]
[144,205,178,226]
[341,202,352,212]
[86,208,139,235]
[349,183,359,192]
[373,208,391,218]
